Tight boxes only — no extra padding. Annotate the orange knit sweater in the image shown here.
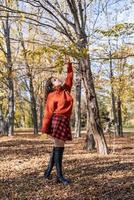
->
[41,62,73,133]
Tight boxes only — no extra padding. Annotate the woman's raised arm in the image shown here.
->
[63,62,73,93]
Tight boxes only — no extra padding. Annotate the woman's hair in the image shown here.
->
[44,77,54,103]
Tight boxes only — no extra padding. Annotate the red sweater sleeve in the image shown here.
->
[63,62,73,92]
[41,94,55,133]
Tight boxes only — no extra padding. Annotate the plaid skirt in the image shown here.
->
[48,114,72,141]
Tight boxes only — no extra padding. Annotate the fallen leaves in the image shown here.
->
[0,132,134,200]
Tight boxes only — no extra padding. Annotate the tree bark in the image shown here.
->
[84,111,96,151]
[39,98,43,130]
[4,13,14,136]
[117,97,123,137]
[7,77,14,136]
[109,56,120,136]
[0,106,4,135]
[74,66,81,137]
[80,52,108,155]
[29,76,38,134]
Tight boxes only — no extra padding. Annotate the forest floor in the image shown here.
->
[0,131,134,200]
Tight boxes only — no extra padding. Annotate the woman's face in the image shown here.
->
[51,77,62,88]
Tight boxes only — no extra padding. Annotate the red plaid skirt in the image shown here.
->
[48,114,72,141]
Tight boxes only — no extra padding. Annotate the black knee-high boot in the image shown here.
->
[54,147,70,185]
[44,147,55,179]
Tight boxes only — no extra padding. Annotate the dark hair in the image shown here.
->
[44,77,54,103]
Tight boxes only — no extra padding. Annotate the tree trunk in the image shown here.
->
[4,13,14,136]
[29,76,38,134]
[0,106,4,135]
[7,77,14,136]
[39,98,43,130]
[84,111,96,151]
[117,97,123,137]
[74,67,81,137]
[111,89,119,135]
[81,55,108,155]
[109,57,120,136]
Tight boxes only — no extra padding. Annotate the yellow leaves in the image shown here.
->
[114,23,125,30]
[0,91,6,98]
[79,47,89,58]
[0,53,6,82]
[0,69,16,80]
[7,0,13,4]
[5,0,17,10]
[20,13,26,22]
[110,72,132,103]
[54,55,64,74]
[112,45,134,59]
[10,70,16,78]
[20,40,89,76]
[60,43,89,59]
[42,43,89,60]
[96,23,134,37]
[39,134,48,139]
[0,37,4,46]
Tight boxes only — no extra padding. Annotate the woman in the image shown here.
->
[41,58,73,185]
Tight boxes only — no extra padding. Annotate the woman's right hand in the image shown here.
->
[65,55,71,64]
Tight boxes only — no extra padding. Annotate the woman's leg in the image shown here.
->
[44,139,65,179]
[54,138,70,185]
[54,138,65,147]
[44,146,55,179]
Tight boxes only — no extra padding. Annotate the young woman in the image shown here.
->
[41,58,73,185]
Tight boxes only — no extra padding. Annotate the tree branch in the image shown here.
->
[66,0,81,35]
